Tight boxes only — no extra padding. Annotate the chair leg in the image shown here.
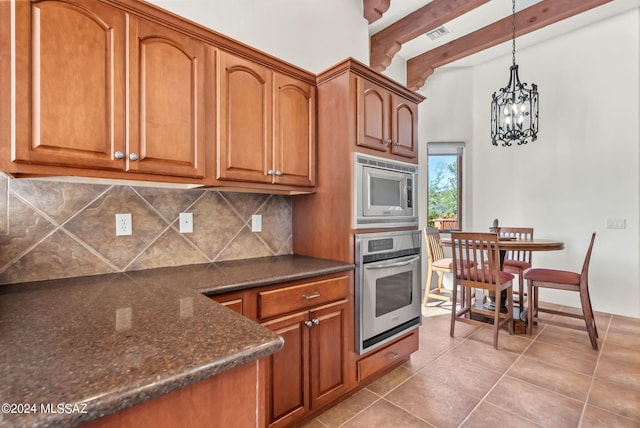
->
[422,265,433,306]
[450,282,458,338]
[508,285,514,335]
[518,272,524,312]
[585,285,598,338]
[527,280,534,336]
[493,286,502,349]
[580,289,598,350]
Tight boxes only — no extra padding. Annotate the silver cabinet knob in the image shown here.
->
[304,320,313,328]
[267,169,274,176]
[384,139,392,146]
[129,153,139,161]
[274,170,282,176]
[114,151,125,159]
[312,318,319,325]
[394,142,400,147]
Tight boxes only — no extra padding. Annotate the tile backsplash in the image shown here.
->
[0,173,292,285]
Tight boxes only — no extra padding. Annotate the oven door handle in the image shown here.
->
[365,255,420,269]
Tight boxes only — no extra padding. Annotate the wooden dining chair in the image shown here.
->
[423,227,455,305]
[450,232,514,349]
[524,233,598,350]
[499,227,534,312]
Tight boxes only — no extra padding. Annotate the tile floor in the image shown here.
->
[302,302,640,428]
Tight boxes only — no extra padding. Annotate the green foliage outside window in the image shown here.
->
[428,155,458,228]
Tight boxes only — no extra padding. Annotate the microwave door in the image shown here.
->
[365,168,407,216]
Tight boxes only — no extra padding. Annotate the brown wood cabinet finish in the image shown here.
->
[3,0,317,191]
[208,271,352,428]
[82,359,265,428]
[14,0,127,170]
[128,17,207,178]
[357,77,419,159]
[217,52,316,189]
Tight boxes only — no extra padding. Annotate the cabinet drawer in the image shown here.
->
[258,275,349,320]
[357,329,418,382]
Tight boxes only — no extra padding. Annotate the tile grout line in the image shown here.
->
[576,313,612,427]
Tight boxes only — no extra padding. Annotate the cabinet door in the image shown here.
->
[263,311,309,428]
[218,52,272,183]
[309,299,349,410]
[390,94,418,159]
[273,73,316,187]
[128,18,207,178]
[14,0,126,169]
[356,78,389,153]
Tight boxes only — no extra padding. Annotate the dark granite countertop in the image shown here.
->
[0,255,354,428]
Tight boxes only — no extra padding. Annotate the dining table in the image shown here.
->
[439,234,565,324]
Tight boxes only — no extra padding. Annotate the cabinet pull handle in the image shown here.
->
[312,318,320,325]
[129,153,139,161]
[394,142,400,147]
[267,169,274,176]
[274,170,282,176]
[304,320,313,328]
[114,151,125,159]
[386,351,399,361]
[384,139,392,146]
[302,291,320,300]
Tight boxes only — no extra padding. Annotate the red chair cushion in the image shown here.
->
[459,269,514,284]
[524,268,580,285]
[503,259,531,270]
[433,258,454,269]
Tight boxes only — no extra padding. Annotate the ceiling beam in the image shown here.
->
[363,0,391,24]
[406,0,614,91]
[370,0,490,72]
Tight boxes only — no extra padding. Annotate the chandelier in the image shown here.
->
[491,0,539,147]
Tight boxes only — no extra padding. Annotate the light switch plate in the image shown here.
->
[179,212,193,234]
[251,214,262,232]
[605,218,626,229]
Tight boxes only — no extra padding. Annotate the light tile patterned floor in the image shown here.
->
[302,304,640,428]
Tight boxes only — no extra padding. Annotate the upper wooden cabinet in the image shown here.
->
[217,52,316,189]
[13,0,127,171]
[10,0,207,180]
[3,0,316,192]
[128,17,207,178]
[357,76,419,160]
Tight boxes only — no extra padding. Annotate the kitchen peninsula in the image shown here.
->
[0,256,353,427]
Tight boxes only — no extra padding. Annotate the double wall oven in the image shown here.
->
[355,229,422,355]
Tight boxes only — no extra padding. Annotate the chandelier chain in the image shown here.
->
[511,0,516,66]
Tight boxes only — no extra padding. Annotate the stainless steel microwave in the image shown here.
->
[354,153,418,229]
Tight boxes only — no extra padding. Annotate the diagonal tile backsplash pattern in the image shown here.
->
[0,173,293,285]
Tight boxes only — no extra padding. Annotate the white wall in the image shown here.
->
[421,9,640,317]
[147,0,369,73]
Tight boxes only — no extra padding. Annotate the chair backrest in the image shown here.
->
[424,227,446,263]
[500,227,534,263]
[451,232,503,288]
[580,232,597,291]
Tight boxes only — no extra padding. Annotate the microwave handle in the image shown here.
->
[365,255,420,269]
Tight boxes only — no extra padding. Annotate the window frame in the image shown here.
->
[427,142,464,232]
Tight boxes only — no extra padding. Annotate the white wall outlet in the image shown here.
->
[115,213,132,236]
[179,212,193,234]
[251,214,262,232]
[605,218,626,229]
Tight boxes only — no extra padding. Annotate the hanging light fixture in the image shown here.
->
[491,0,539,147]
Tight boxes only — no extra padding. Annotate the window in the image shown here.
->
[427,142,464,231]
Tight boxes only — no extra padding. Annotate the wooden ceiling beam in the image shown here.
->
[406,0,614,91]
[363,0,391,24]
[370,0,490,72]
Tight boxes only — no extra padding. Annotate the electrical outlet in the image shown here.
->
[115,213,132,236]
[179,212,193,234]
[251,214,262,232]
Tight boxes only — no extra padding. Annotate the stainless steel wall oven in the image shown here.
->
[355,230,422,355]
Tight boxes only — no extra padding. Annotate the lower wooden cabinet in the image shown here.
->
[262,299,349,428]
